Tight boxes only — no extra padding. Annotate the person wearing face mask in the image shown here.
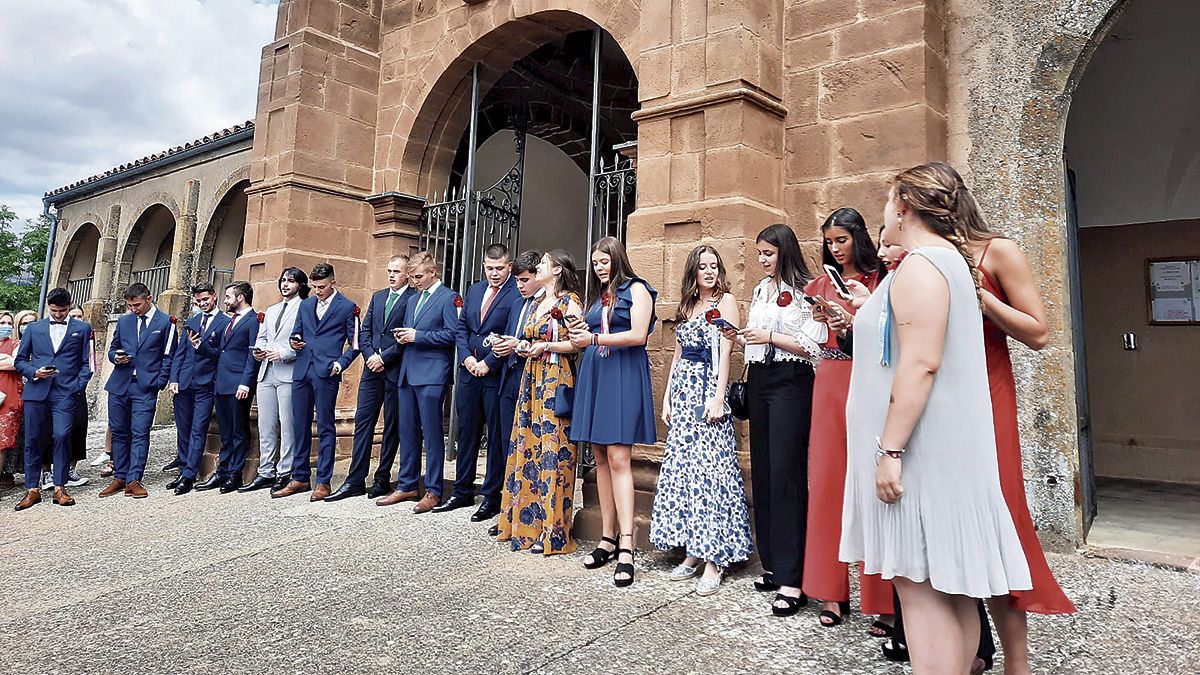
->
[651,245,750,597]
[0,312,23,489]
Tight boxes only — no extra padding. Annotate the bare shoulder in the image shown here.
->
[718,292,739,317]
[891,254,949,300]
[986,237,1028,266]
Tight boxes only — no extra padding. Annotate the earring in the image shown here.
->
[896,213,904,229]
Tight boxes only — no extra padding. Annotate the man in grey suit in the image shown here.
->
[240,267,308,493]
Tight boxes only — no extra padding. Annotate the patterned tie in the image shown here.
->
[480,286,497,322]
[384,291,399,322]
[200,313,211,335]
[414,290,430,318]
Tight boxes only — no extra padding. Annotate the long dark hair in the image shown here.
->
[755,224,812,290]
[821,207,885,279]
[545,249,580,298]
[587,236,637,306]
[279,266,311,299]
[677,244,730,321]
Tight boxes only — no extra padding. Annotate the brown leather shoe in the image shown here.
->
[413,492,440,514]
[125,481,149,499]
[375,489,419,506]
[271,480,311,499]
[310,483,331,501]
[15,489,41,511]
[52,487,76,507]
[98,479,127,498]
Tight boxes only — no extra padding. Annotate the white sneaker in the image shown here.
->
[40,471,53,490]
[89,453,110,467]
[66,468,89,487]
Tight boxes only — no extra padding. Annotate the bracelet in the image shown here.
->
[592,333,599,347]
[875,436,905,463]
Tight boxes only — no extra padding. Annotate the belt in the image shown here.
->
[680,346,711,365]
[820,348,852,361]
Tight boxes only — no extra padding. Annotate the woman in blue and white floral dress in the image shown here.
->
[651,245,752,596]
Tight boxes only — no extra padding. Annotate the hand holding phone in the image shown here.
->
[824,264,853,300]
[710,317,739,332]
[290,333,305,350]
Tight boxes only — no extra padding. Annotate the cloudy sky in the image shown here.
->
[0,0,279,224]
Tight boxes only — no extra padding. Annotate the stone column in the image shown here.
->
[159,179,200,318]
[365,191,425,286]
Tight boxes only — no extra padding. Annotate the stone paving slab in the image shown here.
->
[1,429,1197,674]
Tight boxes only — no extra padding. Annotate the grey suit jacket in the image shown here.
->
[255,297,302,383]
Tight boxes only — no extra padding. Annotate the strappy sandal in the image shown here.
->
[819,601,852,627]
[754,573,780,593]
[583,536,618,569]
[770,592,808,616]
[867,619,894,638]
[881,638,909,663]
[613,534,635,588]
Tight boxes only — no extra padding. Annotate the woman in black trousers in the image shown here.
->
[722,224,825,616]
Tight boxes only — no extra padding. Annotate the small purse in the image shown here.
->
[552,384,574,418]
[726,364,749,420]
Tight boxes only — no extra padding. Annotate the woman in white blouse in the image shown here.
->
[721,223,824,616]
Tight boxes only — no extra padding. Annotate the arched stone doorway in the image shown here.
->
[1063,0,1200,559]
[119,204,176,303]
[57,222,101,304]
[199,179,250,291]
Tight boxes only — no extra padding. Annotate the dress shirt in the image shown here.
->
[743,277,825,365]
[49,320,68,352]
[316,290,340,320]
[229,306,254,396]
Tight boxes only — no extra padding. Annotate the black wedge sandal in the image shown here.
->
[770,592,808,617]
[583,536,618,569]
[613,534,635,588]
[819,601,852,627]
[754,573,780,593]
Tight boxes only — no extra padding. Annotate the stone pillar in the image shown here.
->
[159,179,200,318]
[575,0,791,549]
[365,191,425,287]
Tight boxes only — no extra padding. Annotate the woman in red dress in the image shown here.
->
[0,311,24,486]
[801,208,893,631]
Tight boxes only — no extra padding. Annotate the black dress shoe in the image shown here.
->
[471,500,500,522]
[367,479,392,499]
[219,478,244,494]
[174,477,195,495]
[162,459,181,472]
[238,476,275,493]
[194,475,227,492]
[487,525,501,537]
[272,475,290,492]
[324,483,366,502]
[431,495,475,514]
[166,475,184,490]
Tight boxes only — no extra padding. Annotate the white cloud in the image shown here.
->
[0,0,278,223]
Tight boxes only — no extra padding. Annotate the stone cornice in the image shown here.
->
[631,86,788,123]
[245,176,372,201]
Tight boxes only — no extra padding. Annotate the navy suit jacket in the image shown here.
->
[455,277,519,374]
[170,311,230,392]
[15,318,94,400]
[497,295,534,395]
[290,291,360,380]
[359,286,416,384]
[215,310,261,396]
[397,283,459,387]
[105,309,176,395]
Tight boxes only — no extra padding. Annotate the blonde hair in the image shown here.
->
[893,162,986,305]
[13,310,38,339]
[409,251,436,271]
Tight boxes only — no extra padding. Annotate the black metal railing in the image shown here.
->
[131,264,171,302]
[68,275,94,304]
[592,152,636,244]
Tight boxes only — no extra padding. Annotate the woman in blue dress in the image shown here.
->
[567,236,657,587]
[651,245,751,596]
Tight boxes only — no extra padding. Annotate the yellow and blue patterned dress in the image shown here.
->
[496,292,583,554]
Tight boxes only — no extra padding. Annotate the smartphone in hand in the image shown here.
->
[710,317,739,332]
[823,264,853,300]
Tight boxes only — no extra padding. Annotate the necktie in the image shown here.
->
[384,292,399,322]
[50,320,67,325]
[480,286,497,322]
[225,312,237,338]
[200,313,211,335]
[138,315,148,342]
[274,301,287,333]
[414,290,430,317]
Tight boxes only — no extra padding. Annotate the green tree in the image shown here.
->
[0,205,49,312]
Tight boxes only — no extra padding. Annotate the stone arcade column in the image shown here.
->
[158,179,200,319]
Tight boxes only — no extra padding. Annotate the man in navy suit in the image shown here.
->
[196,281,260,493]
[165,283,230,495]
[272,263,360,501]
[478,250,542,528]
[376,251,459,513]
[434,244,519,516]
[326,255,416,501]
[13,288,93,511]
[100,283,176,499]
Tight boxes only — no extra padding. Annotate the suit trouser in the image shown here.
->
[109,384,158,483]
[396,382,446,495]
[173,390,195,466]
[215,393,252,480]
[255,366,294,478]
[491,374,521,502]
[345,371,400,487]
[182,387,216,480]
[290,372,340,485]
[23,393,76,489]
[451,373,503,500]
[42,392,87,466]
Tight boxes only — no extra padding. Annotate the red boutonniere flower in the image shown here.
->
[777,291,793,307]
[704,308,721,324]
[169,315,177,324]
[257,312,265,323]
[353,305,360,318]
[549,307,564,321]
[453,296,464,308]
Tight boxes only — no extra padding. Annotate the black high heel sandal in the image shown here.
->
[613,534,635,588]
[867,619,894,638]
[583,536,618,569]
[819,601,852,627]
[754,573,780,593]
[881,638,909,663]
[770,592,808,616]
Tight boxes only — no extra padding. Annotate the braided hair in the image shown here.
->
[892,162,985,307]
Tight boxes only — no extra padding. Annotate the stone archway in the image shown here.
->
[117,203,177,303]
[196,178,250,290]
[55,221,101,302]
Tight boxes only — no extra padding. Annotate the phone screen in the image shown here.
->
[823,265,852,298]
[711,318,739,332]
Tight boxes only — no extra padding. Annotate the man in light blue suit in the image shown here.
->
[272,263,360,501]
[100,283,176,499]
[435,244,519,516]
[196,281,260,494]
[13,288,93,511]
[376,251,459,513]
[166,282,230,496]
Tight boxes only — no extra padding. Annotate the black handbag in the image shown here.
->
[727,364,749,420]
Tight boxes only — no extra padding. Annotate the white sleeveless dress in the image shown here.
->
[838,247,1031,598]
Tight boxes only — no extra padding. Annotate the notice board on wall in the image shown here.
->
[1146,258,1200,324]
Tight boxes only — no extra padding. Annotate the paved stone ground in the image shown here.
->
[2,429,1197,674]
